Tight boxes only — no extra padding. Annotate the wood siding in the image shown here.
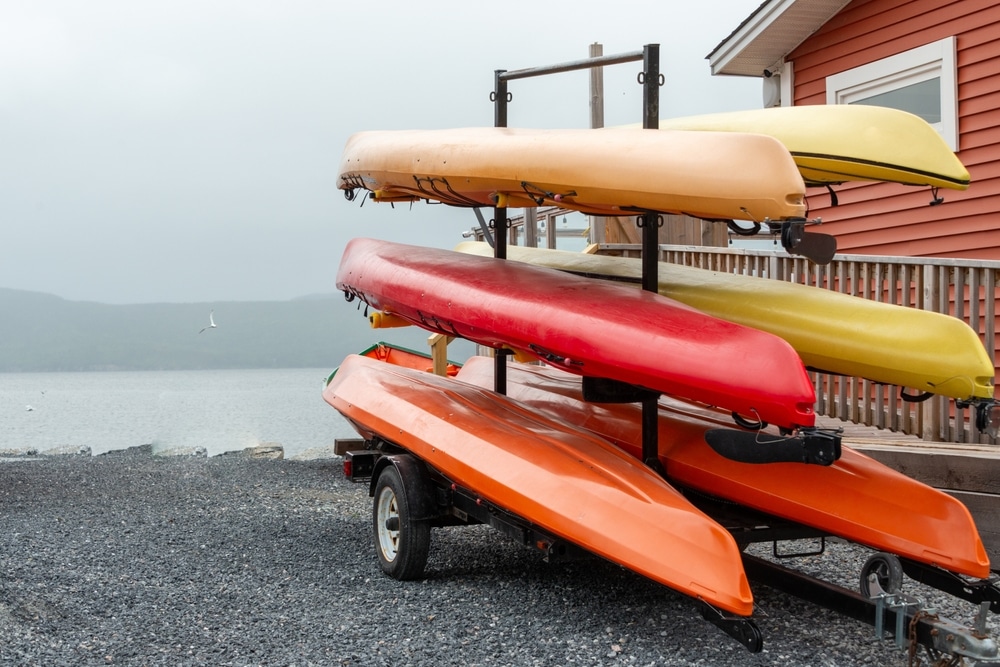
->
[787,0,1000,260]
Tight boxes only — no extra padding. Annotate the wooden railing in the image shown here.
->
[603,243,1000,444]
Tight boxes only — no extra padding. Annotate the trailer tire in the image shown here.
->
[860,552,904,597]
[373,464,431,580]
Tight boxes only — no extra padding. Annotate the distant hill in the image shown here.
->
[0,288,468,372]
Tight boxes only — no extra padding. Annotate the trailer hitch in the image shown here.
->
[741,553,998,664]
[866,575,998,663]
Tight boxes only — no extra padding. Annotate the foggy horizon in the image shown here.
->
[2,1,764,305]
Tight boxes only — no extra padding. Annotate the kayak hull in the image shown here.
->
[338,127,807,221]
[453,242,995,401]
[336,237,817,430]
[324,353,754,615]
[455,356,990,579]
[657,105,970,189]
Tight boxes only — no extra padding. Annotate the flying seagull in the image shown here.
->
[199,310,217,334]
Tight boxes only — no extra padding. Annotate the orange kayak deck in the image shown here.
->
[351,341,460,377]
[324,354,753,615]
[455,357,990,579]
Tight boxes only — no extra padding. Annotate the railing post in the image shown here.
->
[524,208,537,248]
[922,265,943,441]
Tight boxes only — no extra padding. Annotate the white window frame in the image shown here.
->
[826,37,958,150]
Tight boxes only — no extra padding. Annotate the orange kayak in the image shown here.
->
[350,341,461,377]
[324,353,754,615]
[455,356,990,579]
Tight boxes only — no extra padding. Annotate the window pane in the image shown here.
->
[850,77,941,123]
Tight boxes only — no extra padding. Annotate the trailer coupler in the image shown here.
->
[742,553,999,663]
[867,575,997,663]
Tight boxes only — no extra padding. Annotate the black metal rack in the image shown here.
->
[490,44,664,468]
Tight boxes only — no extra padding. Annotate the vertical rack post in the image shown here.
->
[487,48,657,439]
[640,43,663,471]
[493,69,510,394]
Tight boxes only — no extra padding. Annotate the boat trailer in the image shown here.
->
[337,437,1000,665]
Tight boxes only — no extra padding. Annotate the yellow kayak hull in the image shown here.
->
[658,105,969,190]
[455,242,995,401]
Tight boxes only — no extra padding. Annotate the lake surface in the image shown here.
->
[0,368,358,458]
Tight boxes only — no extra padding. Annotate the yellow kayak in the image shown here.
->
[657,105,970,190]
[454,242,995,401]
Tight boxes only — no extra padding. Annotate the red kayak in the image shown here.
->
[336,238,817,431]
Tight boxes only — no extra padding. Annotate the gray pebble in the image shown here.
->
[0,455,989,666]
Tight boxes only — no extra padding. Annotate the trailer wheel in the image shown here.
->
[373,464,430,580]
[860,552,904,597]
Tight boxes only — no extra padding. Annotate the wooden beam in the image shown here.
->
[852,444,1000,494]
[427,333,455,377]
[589,42,604,130]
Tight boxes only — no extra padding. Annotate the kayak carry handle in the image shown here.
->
[705,427,843,466]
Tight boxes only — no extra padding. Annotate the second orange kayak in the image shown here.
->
[455,356,990,579]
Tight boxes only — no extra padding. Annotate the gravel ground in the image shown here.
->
[0,452,994,667]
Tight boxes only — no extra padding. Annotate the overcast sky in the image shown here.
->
[1,0,765,304]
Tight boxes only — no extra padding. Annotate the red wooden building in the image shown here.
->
[708,0,1000,259]
[701,1,1000,546]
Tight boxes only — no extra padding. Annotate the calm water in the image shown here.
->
[0,368,358,458]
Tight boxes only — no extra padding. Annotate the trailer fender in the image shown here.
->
[369,454,439,522]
